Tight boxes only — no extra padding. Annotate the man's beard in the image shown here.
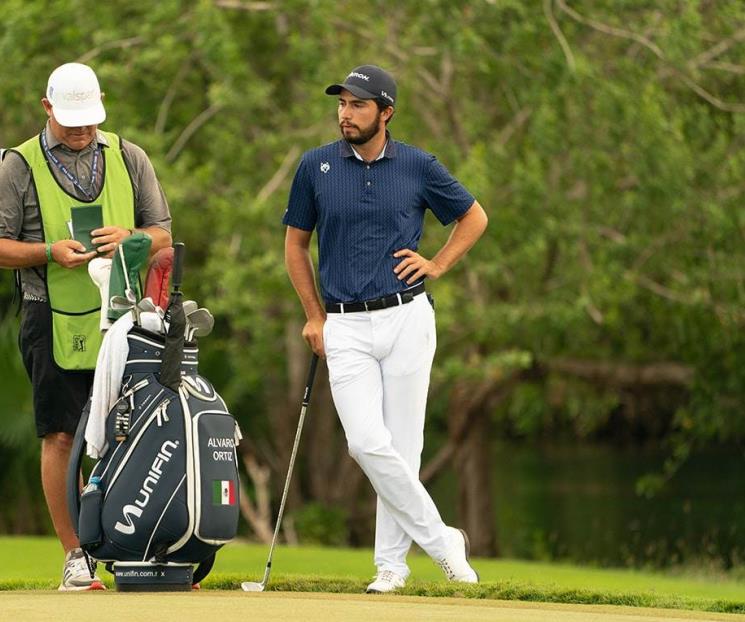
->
[340,115,382,145]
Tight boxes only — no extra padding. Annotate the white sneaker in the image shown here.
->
[58,548,105,591]
[366,569,406,593]
[436,527,479,583]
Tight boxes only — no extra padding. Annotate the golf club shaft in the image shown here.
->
[260,353,319,586]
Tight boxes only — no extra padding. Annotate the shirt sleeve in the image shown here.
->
[422,155,475,226]
[0,151,31,240]
[120,139,172,232]
[282,155,317,231]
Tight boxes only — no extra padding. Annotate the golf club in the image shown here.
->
[160,242,186,391]
[183,300,198,318]
[241,352,320,593]
[185,307,214,341]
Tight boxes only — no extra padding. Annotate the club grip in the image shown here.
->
[171,242,185,290]
[302,353,319,406]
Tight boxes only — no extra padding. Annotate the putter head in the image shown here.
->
[240,581,265,592]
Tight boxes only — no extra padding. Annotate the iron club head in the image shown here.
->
[109,295,134,311]
[240,581,265,592]
[183,300,198,317]
[186,308,214,340]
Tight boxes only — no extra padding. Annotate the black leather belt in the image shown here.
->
[326,283,426,313]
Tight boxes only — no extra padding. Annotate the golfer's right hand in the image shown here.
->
[302,317,326,358]
[50,240,96,269]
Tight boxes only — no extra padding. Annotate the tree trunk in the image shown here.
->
[449,382,498,557]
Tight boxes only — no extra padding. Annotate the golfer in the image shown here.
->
[0,62,172,590]
[284,64,488,593]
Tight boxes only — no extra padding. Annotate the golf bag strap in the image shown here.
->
[192,553,216,585]
[66,398,91,534]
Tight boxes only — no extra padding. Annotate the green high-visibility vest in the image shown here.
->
[13,131,135,370]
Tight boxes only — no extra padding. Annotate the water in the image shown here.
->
[432,442,745,568]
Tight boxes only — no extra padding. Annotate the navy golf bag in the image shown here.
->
[67,327,241,587]
[68,242,240,588]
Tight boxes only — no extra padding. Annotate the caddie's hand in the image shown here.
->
[393,249,444,284]
[302,317,326,359]
[91,225,132,258]
[51,240,96,269]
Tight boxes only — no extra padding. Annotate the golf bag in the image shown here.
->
[67,327,241,585]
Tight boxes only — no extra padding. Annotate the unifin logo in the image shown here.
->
[348,72,370,81]
[115,504,142,535]
[114,439,180,535]
[320,162,330,173]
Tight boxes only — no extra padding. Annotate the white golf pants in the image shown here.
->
[324,293,450,578]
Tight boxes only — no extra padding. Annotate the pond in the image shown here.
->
[431,441,745,568]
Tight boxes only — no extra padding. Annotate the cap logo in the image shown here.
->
[61,89,97,103]
[381,91,394,104]
[348,71,370,81]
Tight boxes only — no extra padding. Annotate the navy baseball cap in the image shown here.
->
[325,65,397,107]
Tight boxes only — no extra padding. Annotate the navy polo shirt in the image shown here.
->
[283,134,474,304]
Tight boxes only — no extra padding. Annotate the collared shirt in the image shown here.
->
[0,122,172,299]
[283,133,474,304]
[350,142,387,162]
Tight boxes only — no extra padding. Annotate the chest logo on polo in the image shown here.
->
[320,162,330,173]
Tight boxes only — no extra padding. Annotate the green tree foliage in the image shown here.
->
[1,1,745,564]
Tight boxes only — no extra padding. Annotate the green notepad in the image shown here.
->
[70,204,103,253]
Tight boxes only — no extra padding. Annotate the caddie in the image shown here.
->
[0,62,172,590]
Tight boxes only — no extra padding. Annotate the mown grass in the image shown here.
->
[1,536,744,614]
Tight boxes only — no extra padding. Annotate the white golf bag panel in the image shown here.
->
[76,327,240,566]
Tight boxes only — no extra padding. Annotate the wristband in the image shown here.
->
[45,242,53,263]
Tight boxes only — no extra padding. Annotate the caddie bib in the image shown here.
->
[13,130,135,369]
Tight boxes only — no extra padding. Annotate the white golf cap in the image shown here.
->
[46,63,106,127]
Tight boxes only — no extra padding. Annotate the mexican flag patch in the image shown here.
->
[213,480,236,506]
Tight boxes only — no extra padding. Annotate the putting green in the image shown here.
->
[1,591,743,622]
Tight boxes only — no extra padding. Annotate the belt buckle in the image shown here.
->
[364,300,369,312]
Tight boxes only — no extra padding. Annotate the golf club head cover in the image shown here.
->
[144,247,174,311]
[107,232,153,321]
[88,257,113,331]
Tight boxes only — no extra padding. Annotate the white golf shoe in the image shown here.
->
[366,569,406,593]
[58,548,105,591]
[436,527,479,583]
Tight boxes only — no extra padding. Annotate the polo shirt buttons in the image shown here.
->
[366,181,371,186]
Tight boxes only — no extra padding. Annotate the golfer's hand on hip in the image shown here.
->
[302,317,326,358]
[393,249,444,284]
[51,240,96,268]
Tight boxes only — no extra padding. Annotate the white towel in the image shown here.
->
[88,257,113,332]
[85,313,133,458]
